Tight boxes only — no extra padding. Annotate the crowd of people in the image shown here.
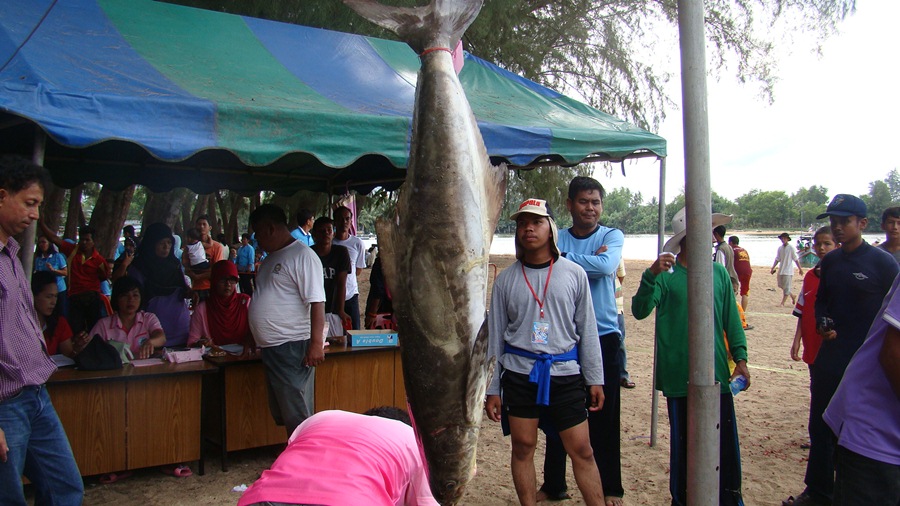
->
[485,180,898,506]
[2,153,898,505]
[0,154,396,500]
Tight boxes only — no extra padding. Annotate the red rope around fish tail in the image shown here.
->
[419,47,453,57]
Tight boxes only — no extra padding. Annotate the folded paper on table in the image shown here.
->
[51,354,76,368]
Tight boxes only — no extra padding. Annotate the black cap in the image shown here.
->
[816,194,867,220]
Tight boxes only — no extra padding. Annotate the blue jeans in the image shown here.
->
[260,340,316,437]
[344,294,360,330]
[0,386,83,506]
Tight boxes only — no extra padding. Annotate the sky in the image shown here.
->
[591,1,900,203]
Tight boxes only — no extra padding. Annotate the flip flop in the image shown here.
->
[161,464,193,478]
[99,471,132,484]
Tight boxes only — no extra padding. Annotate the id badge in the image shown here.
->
[532,321,550,345]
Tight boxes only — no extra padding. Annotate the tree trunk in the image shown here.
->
[64,184,84,240]
[213,191,245,244]
[89,185,135,259]
[42,183,67,236]
[143,188,193,232]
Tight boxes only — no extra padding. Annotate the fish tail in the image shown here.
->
[343,0,483,53]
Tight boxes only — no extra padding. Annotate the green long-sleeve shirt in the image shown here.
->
[631,262,748,397]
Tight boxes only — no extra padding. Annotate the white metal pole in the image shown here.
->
[676,0,720,504]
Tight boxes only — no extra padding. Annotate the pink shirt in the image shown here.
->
[0,238,57,400]
[88,311,163,355]
[187,302,210,347]
[238,410,438,506]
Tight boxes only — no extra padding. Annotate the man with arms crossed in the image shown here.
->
[485,198,606,506]
[0,155,83,505]
[248,204,326,436]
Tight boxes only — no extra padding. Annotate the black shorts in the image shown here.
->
[500,370,588,432]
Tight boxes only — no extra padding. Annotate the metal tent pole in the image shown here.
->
[20,130,46,276]
[677,0,719,504]
[649,156,666,447]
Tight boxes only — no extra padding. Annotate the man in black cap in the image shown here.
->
[783,194,898,506]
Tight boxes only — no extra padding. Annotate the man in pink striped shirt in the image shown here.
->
[0,156,83,505]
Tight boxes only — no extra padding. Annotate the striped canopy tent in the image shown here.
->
[0,0,665,196]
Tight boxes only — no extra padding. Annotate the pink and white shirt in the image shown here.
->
[88,311,163,355]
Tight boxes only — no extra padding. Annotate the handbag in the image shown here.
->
[74,335,124,371]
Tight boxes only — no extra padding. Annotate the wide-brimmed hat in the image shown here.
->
[778,232,791,240]
[510,198,560,259]
[663,207,734,255]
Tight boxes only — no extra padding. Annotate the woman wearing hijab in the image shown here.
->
[188,260,254,353]
[113,222,191,347]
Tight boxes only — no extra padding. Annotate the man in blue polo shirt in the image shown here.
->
[783,194,898,506]
[539,176,625,504]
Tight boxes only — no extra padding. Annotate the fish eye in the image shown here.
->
[443,480,458,491]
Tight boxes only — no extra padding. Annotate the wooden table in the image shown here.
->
[47,360,215,477]
[202,343,406,471]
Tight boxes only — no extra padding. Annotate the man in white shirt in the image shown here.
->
[771,232,804,306]
[248,204,326,436]
[333,205,367,330]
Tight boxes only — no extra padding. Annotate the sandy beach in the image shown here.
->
[71,255,813,505]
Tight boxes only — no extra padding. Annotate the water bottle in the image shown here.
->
[730,375,748,396]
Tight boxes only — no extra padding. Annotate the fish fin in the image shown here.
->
[343,0,483,53]
[484,162,507,242]
[374,215,400,302]
[466,317,494,421]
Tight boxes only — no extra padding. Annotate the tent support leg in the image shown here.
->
[20,128,45,277]
[650,156,666,448]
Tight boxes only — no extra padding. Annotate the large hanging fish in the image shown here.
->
[343,0,506,503]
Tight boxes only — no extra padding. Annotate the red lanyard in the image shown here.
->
[521,259,554,319]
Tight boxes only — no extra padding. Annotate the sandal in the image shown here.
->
[620,378,636,389]
[99,471,133,484]
[161,464,193,478]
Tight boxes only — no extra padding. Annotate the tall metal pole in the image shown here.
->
[649,156,666,447]
[677,0,719,504]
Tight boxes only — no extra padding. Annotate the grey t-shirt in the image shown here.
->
[487,257,604,396]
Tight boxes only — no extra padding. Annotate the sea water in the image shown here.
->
[361,233,883,265]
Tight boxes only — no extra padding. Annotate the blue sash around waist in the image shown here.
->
[503,343,579,406]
